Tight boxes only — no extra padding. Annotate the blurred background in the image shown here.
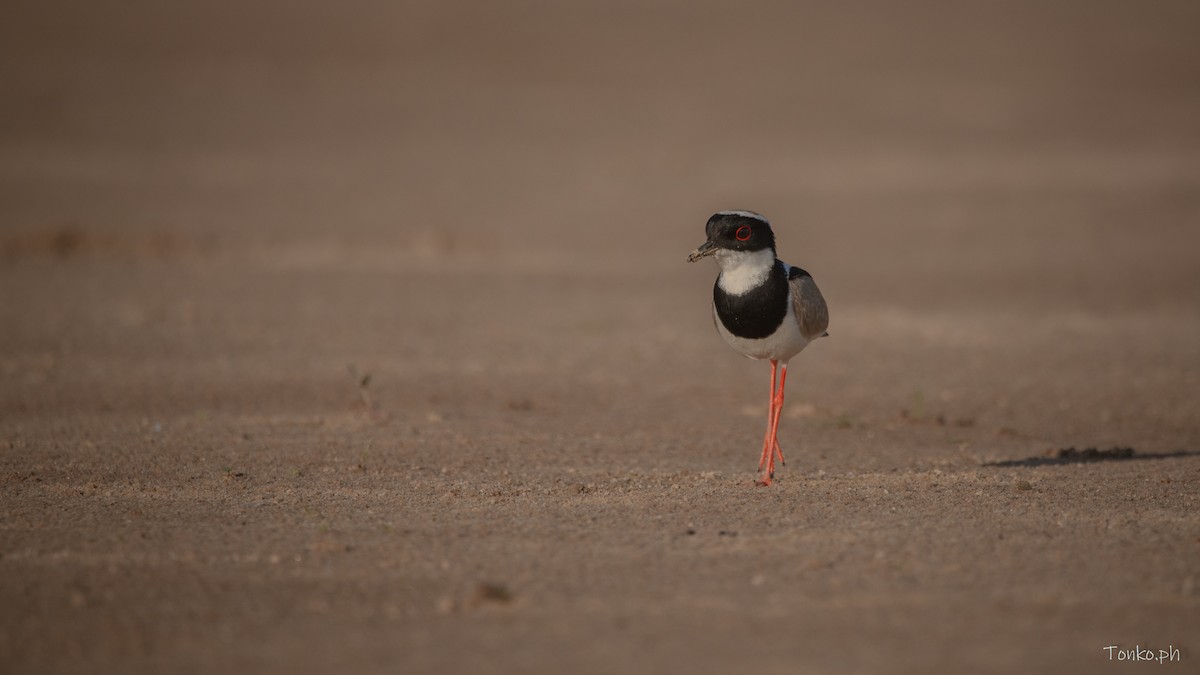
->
[3,0,1198,444]
[5,0,1198,278]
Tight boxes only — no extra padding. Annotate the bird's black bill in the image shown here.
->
[687,240,717,263]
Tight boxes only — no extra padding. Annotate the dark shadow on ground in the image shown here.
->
[984,447,1200,468]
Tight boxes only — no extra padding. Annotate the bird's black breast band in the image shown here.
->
[713,261,789,339]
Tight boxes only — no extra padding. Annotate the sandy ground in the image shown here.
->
[2,1,1199,673]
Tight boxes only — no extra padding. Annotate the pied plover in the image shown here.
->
[687,210,829,486]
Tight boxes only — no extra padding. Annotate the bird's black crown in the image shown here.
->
[705,211,775,253]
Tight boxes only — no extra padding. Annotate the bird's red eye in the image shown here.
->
[735,225,752,241]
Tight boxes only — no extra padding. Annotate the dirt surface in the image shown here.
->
[3,2,1199,673]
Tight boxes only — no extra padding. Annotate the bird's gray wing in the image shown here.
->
[788,267,829,340]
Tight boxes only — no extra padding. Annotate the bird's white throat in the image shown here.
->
[715,248,776,295]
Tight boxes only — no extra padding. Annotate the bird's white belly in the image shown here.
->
[713,301,809,362]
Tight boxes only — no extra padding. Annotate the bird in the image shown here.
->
[687,210,829,486]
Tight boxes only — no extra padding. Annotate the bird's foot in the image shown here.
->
[755,458,776,486]
[757,432,782,485]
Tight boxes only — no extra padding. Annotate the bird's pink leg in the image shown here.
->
[769,363,788,467]
[758,362,789,486]
[757,360,778,478]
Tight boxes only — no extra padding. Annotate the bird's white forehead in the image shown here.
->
[715,210,769,224]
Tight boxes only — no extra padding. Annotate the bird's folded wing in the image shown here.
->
[789,272,829,340]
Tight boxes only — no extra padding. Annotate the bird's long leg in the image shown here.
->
[757,360,778,479]
[770,362,789,469]
[758,362,790,485]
